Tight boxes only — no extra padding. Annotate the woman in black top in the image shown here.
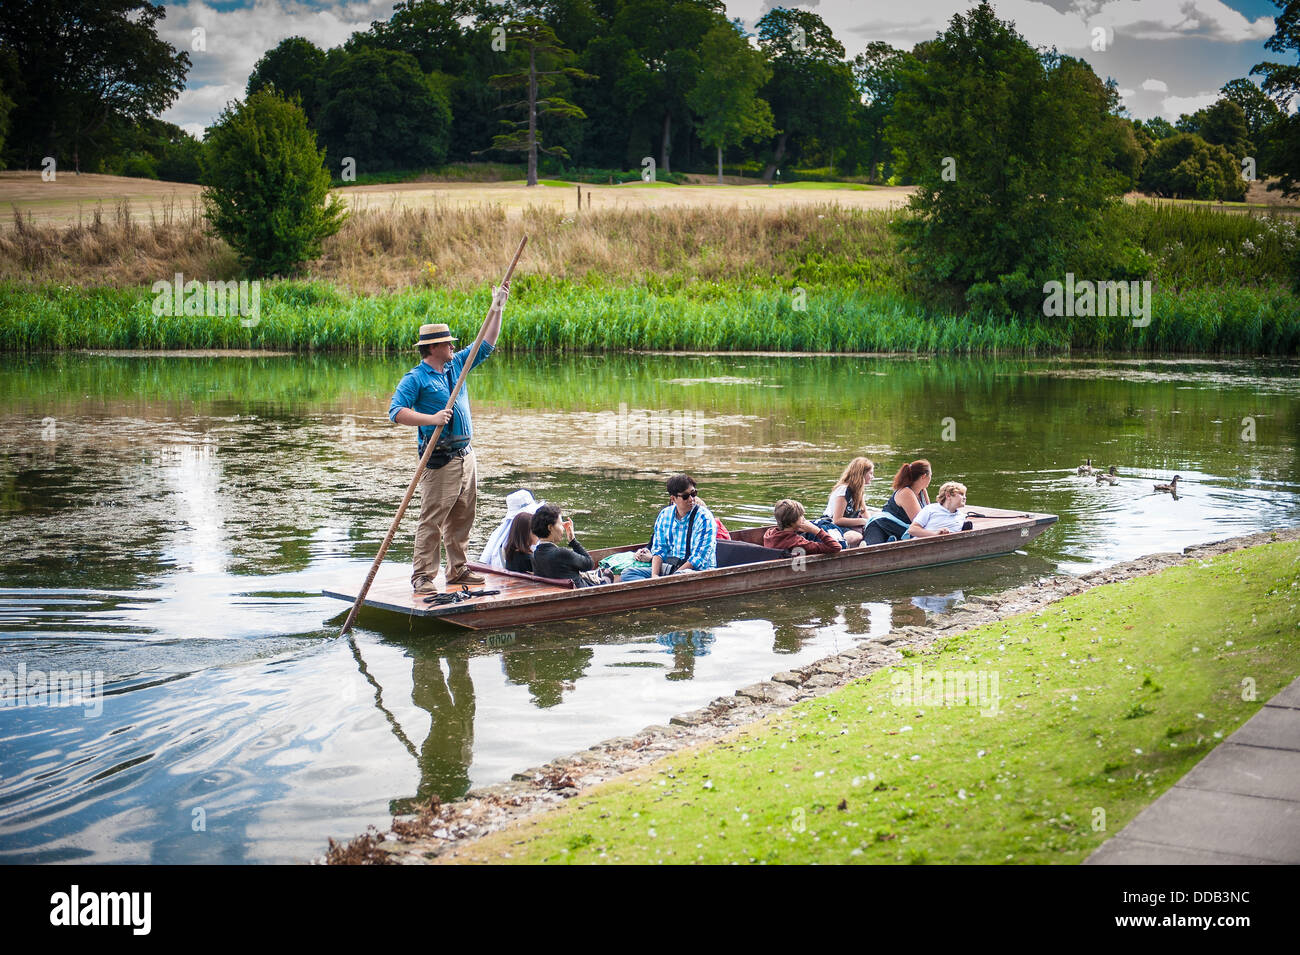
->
[530,505,597,586]
[503,511,537,574]
[862,459,933,545]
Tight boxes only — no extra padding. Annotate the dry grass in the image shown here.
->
[2,196,899,293]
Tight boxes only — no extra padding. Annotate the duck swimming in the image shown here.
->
[1154,475,1181,493]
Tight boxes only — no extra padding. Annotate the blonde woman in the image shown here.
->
[812,457,875,548]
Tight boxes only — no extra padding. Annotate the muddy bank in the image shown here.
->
[322,526,1300,864]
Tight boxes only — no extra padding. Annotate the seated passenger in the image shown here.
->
[764,499,843,555]
[478,489,545,569]
[621,473,717,580]
[908,482,968,537]
[530,505,598,586]
[862,459,933,545]
[813,457,874,548]
[503,511,538,574]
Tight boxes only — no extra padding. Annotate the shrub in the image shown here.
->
[1140,133,1248,201]
[200,88,347,276]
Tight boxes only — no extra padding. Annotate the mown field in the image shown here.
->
[1,173,1297,354]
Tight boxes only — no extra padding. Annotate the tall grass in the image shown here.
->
[3,279,1295,354]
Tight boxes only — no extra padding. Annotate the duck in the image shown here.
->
[1076,458,1094,476]
[1095,466,1119,486]
[1154,475,1181,493]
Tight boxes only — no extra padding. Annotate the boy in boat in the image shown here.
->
[620,473,717,580]
[907,481,968,537]
[764,499,844,554]
[388,283,509,592]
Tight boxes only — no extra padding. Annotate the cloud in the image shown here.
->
[157,1,398,134]
[1160,90,1221,119]
[1140,78,1169,92]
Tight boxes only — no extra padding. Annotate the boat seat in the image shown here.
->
[716,540,790,567]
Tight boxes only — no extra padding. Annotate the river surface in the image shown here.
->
[1,352,1297,863]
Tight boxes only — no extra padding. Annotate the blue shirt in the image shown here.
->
[650,501,716,571]
[388,342,495,454]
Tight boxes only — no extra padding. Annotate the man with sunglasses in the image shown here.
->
[620,473,716,581]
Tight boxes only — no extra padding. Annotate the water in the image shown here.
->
[1,352,1297,862]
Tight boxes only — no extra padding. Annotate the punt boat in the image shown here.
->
[324,505,1057,631]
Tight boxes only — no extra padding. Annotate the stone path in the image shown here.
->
[1086,677,1300,865]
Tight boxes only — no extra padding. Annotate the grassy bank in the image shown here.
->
[1,200,1297,354]
[440,539,1300,864]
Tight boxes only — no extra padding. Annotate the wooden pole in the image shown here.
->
[340,236,528,636]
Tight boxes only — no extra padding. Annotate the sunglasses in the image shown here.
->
[672,489,698,499]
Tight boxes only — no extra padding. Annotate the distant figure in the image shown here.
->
[908,481,968,538]
[765,499,843,554]
[503,511,539,574]
[861,459,932,545]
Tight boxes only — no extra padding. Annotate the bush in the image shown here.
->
[1140,133,1248,201]
[200,88,347,276]
[121,154,159,180]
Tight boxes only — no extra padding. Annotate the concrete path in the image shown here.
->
[1087,678,1300,865]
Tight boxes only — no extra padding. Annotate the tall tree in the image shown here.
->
[1221,78,1283,138]
[687,23,773,183]
[851,42,912,182]
[885,3,1131,315]
[1251,0,1300,196]
[0,0,189,172]
[755,7,857,180]
[612,0,728,174]
[485,17,594,185]
[247,37,328,128]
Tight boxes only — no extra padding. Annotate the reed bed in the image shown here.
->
[1,198,1296,354]
[3,280,1295,354]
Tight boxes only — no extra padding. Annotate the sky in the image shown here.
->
[158,0,1287,138]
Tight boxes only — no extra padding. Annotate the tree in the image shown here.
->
[885,3,1132,315]
[1139,133,1247,201]
[1221,78,1283,138]
[316,47,453,172]
[0,0,189,172]
[201,89,347,276]
[1199,99,1250,159]
[247,37,328,128]
[484,17,594,185]
[1252,0,1300,197]
[687,24,774,182]
[611,0,727,175]
[756,7,857,180]
[851,42,913,182]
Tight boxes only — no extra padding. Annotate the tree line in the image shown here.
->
[1,0,1293,200]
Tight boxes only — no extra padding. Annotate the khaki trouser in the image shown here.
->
[412,448,477,585]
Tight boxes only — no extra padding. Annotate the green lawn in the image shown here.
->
[449,539,1300,864]
[773,181,874,190]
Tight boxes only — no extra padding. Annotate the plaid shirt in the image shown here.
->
[651,501,716,570]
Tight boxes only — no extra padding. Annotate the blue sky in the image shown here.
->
[159,0,1287,137]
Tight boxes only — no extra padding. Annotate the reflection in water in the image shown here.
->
[502,646,594,708]
[410,654,475,804]
[655,630,715,680]
[911,590,965,615]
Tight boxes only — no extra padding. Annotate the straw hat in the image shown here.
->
[414,323,457,348]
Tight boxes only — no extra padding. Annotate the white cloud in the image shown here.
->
[157,0,397,134]
[1116,87,1135,98]
[1141,78,1169,92]
[1160,91,1221,119]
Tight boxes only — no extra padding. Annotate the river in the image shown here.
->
[1,351,1297,862]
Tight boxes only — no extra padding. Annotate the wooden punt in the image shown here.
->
[323,505,1057,631]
